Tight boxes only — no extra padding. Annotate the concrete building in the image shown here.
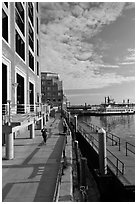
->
[2,2,41,114]
[41,72,63,108]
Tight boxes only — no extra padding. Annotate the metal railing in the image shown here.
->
[78,124,99,152]
[106,132,121,151]
[2,103,50,125]
[126,142,135,156]
[82,121,121,150]
[53,161,64,201]
[107,149,124,175]
[77,124,125,176]
[53,121,71,201]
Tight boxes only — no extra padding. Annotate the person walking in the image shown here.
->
[41,127,47,144]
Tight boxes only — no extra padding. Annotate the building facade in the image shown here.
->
[2,2,41,114]
[41,72,63,108]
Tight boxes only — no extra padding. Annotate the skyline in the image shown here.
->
[39,2,135,104]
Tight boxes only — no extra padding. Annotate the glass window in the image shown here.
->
[37,18,39,34]
[36,2,38,12]
[28,2,33,26]
[29,22,34,51]
[37,61,39,76]
[4,2,8,8]
[29,51,34,71]
[15,2,25,35]
[37,39,39,56]
[15,30,25,60]
[2,9,8,42]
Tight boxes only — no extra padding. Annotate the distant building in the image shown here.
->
[41,72,63,108]
[2,2,41,114]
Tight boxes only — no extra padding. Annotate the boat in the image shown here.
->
[91,97,135,116]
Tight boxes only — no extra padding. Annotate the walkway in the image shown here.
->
[2,114,66,202]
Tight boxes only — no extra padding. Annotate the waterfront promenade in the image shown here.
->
[2,114,71,202]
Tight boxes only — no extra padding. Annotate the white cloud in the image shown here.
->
[118,48,135,65]
[40,2,134,91]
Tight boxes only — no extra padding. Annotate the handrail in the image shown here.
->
[53,161,64,202]
[107,148,124,175]
[2,103,49,115]
[126,142,135,156]
[53,121,71,201]
[2,103,50,125]
[106,132,121,151]
[82,121,121,150]
[77,124,125,176]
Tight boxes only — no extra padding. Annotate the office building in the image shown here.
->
[2,2,41,114]
[41,72,63,108]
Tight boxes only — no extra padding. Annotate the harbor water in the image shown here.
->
[79,114,135,145]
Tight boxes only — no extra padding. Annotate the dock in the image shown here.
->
[77,120,135,188]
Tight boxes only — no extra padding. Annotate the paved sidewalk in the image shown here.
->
[2,114,66,202]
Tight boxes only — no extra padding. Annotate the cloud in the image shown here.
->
[39,2,134,91]
[118,48,135,65]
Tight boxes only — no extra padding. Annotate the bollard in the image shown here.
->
[30,123,35,139]
[74,115,78,133]
[5,132,14,159]
[98,128,107,175]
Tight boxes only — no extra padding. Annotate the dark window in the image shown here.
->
[36,2,38,12]
[37,40,39,56]
[2,9,8,42]
[29,51,34,71]
[2,63,7,104]
[29,23,34,51]
[28,2,33,26]
[37,18,39,34]
[15,3,25,35]
[4,2,8,8]
[37,93,39,103]
[37,61,39,76]
[15,30,25,60]
[29,82,34,112]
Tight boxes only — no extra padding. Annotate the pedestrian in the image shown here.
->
[41,127,47,144]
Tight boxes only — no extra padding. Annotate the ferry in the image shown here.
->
[93,97,135,116]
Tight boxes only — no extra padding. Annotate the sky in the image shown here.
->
[39,2,135,105]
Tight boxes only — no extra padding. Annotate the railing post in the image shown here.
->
[98,128,107,175]
[74,115,78,133]
[7,100,11,126]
